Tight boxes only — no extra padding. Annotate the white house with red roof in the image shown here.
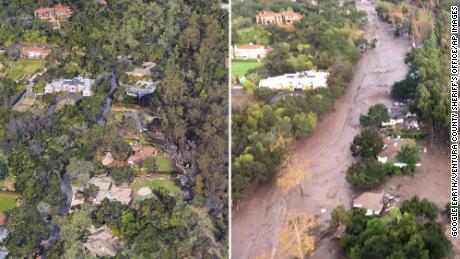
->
[231,43,273,60]
[35,4,73,20]
[256,11,303,25]
[20,46,52,59]
[281,11,303,24]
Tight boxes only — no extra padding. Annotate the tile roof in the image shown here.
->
[21,46,51,54]
[237,44,266,49]
[128,145,156,165]
[107,160,129,168]
[281,11,303,18]
[35,7,52,14]
[54,4,72,14]
[257,11,280,17]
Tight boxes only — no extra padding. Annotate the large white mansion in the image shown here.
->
[259,70,329,90]
[45,76,94,96]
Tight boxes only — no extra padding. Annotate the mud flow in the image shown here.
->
[231,2,454,258]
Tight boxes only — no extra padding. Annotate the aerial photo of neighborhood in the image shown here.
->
[0,0,228,258]
[231,0,457,258]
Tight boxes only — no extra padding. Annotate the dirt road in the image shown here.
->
[231,2,424,258]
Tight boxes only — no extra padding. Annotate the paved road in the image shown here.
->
[267,91,306,105]
[97,71,118,125]
[12,69,47,110]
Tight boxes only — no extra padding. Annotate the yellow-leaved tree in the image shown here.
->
[277,159,310,197]
[276,213,317,259]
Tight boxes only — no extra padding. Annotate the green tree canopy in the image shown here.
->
[359,104,390,127]
[346,159,395,190]
[5,206,49,258]
[397,144,420,171]
[350,129,384,158]
[337,198,452,259]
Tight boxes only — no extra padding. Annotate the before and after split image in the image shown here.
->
[0,0,457,258]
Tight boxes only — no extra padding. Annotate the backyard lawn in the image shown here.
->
[132,178,181,200]
[232,60,262,76]
[0,192,19,212]
[6,60,46,81]
[154,156,177,172]
[122,137,164,149]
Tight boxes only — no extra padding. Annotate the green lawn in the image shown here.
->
[6,60,46,81]
[154,156,177,172]
[132,178,181,200]
[232,60,263,76]
[123,137,164,149]
[0,192,19,212]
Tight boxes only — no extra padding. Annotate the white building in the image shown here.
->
[259,70,329,90]
[231,44,272,60]
[381,118,404,127]
[220,3,229,11]
[45,76,94,96]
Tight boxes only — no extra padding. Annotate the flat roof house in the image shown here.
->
[20,46,52,59]
[231,43,273,60]
[126,80,159,98]
[353,192,385,216]
[259,70,329,90]
[35,4,73,20]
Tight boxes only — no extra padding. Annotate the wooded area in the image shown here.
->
[0,0,228,257]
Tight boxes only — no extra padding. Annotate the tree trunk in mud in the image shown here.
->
[293,218,304,259]
[298,185,305,198]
